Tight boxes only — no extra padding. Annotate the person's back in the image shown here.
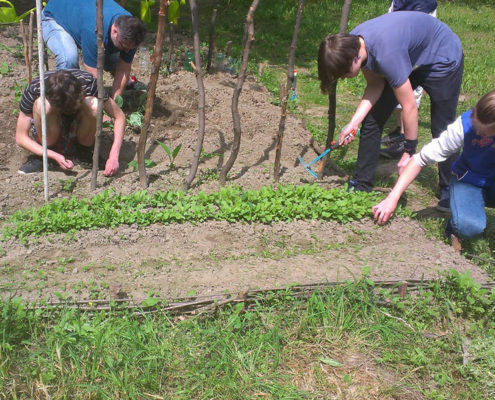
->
[390,0,437,13]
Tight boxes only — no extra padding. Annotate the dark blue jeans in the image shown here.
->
[353,57,464,192]
[448,176,495,239]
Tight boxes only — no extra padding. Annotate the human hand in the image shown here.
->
[372,196,399,225]
[54,153,74,170]
[338,124,358,146]
[397,152,411,175]
[104,158,119,176]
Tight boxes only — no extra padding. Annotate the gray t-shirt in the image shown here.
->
[351,11,462,88]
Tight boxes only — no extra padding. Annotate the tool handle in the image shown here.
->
[330,128,360,149]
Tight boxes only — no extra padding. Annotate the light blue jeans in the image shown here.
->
[41,11,80,70]
[41,11,119,71]
[448,176,495,239]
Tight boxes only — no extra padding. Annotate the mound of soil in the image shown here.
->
[0,26,489,302]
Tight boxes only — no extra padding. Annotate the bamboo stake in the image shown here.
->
[273,0,305,183]
[219,0,260,186]
[183,0,206,190]
[137,0,169,188]
[206,8,217,73]
[316,0,353,179]
[35,0,48,202]
[91,0,105,190]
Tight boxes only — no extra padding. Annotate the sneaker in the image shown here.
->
[381,127,403,146]
[346,179,370,193]
[379,134,405,159]
[126,75,147,90]
[18,155,43,175]
[436,187,451,212]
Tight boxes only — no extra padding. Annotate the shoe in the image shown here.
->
[126,75,147,90]
[74,143,105,170]
[18,155,43,175]
[436,187,450,212]
[346,179,370,193]
[380,134,405,159]
[381,127,403,146]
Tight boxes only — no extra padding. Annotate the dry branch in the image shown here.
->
[137,0,169,188]
[273,0,305,183]
[19,19,32,83]
[316,0,353,179]
[219,0,260,186]
[183,0,206,190]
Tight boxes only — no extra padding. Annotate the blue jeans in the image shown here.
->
[448,176,495,239]
[41,11,119,71]
[41,11,79,70]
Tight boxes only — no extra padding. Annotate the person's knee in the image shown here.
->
[55,49,79,70]
[79,97,98,119]
[454,215,486,239]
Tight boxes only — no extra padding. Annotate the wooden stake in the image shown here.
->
[19,19,32,84]
[206,8,217,73]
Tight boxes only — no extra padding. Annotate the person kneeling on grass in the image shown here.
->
[16,69,125,176]
[372,90,495,248]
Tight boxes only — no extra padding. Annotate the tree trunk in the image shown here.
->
[206,8,217,73]
[137,0,169,188]
[183,0,207,190]
[219,0,260,186]
[316,0,353,179]
[273,0,305,183]
[91,0,105,190]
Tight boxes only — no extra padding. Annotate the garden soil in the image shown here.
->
[0,25,490,303]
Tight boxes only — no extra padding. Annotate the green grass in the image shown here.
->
[1,272,494,399]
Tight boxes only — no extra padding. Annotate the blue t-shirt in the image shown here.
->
[391,0,437,13]
[351,11,462,87]
[44,0,136,68]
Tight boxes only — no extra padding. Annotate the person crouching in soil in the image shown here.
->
[15,69,125,176]
[372,90,495,249]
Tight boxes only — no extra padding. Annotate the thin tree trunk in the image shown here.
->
[19,19,32,84]
[219,0,260,186]
[273,0,305,183]
[91,0,105,190]
[206,8,217,73]
[183,0,207,190]
[316,0,353,179]
[137,0,169,188]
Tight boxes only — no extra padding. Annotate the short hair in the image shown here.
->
[318,33,361,93]
[114,15,146,47]
[45,70,84,115]
[472,90,495,129]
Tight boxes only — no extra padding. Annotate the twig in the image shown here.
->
[20,19,32,84]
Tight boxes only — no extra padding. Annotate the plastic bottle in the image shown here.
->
[215,52,225,72]
[138,47,150,75]
[290,69,297,101]
[184,50,195,72]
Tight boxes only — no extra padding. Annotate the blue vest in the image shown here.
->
[451,110,495,188]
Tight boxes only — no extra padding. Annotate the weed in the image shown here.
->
[128,159,157,171]
[156,139,181,168]
[58,178,76,193]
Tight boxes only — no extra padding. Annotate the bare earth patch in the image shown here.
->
[0,26,489,303]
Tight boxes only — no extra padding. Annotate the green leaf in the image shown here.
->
[172,144,182,158]
[115,95,124,108]
[320,357,343,367]
[168,0,180,25]
[128,112,143,127]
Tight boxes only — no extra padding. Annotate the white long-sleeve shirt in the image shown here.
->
[413,115,464,167]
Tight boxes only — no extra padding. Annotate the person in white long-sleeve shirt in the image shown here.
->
[372,90,495,247]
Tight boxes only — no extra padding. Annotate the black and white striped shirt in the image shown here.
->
[19,69,109,115]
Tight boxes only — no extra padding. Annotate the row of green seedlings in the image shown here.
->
[0,184,407,240]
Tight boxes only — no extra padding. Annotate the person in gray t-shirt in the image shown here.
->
[317,11,463,211]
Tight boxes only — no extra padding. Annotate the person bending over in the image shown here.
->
[317,11,463,211]
[372,90,495,248]
[16,69,125,176]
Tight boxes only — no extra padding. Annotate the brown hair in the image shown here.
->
[472,90,495,129]
[45,70,84,115]
[114,15,146,47]
[317,34,360,93]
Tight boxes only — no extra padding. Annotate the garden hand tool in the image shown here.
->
[298,128,360,179]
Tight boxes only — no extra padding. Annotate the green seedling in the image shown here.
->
[128,159,157,171]
[0,62,10,76]
[156,140,181,168]
[59,178,76,193]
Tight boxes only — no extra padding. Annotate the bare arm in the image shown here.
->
[102,97,125,176]
[15,111,74,170]
[112,58,132,99]
[371,157,422,224]
[340,69,385,144]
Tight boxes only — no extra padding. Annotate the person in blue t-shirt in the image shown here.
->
[317,11,463,212]
[389,0,437,13]
[42,0,146,99]
[372,90,495,250]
